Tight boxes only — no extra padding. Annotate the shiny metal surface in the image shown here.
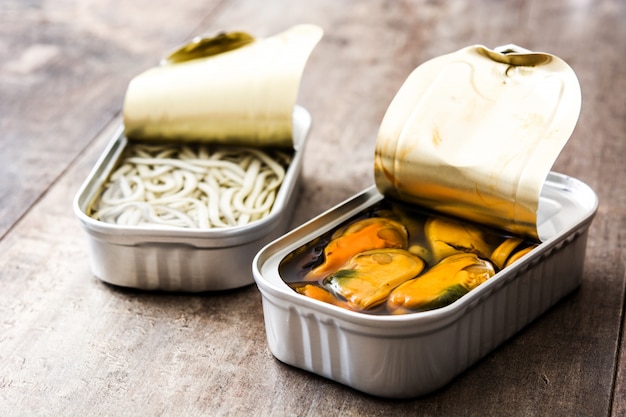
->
[374,45,581,240]
[123,25,323,148]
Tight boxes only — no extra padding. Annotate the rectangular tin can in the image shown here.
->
[74,106,311,292]
[252,172,598,398]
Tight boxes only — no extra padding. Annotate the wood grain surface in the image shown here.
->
[1,0,624,415]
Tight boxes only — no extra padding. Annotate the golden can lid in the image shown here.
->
[374,44,581,240]
[122,24,323,148]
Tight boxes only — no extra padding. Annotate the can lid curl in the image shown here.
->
[374,44,581,240]
[122,24,323,148]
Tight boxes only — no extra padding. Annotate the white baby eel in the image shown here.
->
[91,143,291,229]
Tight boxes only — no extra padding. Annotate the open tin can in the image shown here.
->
[74,106,311,292]
[253,172,597,398]
[252,45,598,397]
[74,25,323,292]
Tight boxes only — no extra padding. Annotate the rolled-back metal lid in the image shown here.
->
[122,24,323,148]
[374,44,581,240]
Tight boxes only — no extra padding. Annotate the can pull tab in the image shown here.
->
[161,32,255,65]
[494,44,531,54]
[480,44,553,67]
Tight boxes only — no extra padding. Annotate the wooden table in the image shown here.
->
[1,0,624,415]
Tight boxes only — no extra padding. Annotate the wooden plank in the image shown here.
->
[0,0,624,415]
[0,0,218,238]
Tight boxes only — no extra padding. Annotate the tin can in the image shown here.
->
[252,42,592,399]
[74,106,311,292]
[252,172,597,398]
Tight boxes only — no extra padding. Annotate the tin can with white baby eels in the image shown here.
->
[73,106,311,292]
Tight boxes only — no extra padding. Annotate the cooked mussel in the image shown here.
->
[387,253,495,313]
[304,217,409,280]
[324,248,425,310]
[295,284,352,309]
[503,245,535,267]
[490,237,523,269]
[424,216,493,263]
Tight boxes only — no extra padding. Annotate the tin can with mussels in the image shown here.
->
[252,45,597,397]
[253,173,597,398]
